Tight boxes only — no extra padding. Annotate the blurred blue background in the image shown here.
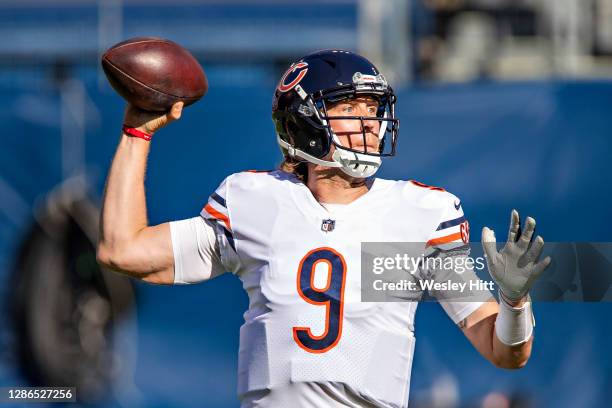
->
[0,1,611,407]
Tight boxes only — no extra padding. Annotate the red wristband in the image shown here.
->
[122,125,153,141]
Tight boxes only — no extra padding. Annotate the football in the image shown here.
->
[101,37,208,111]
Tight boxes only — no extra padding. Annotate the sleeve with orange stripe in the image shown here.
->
[199,176,240,274]
[425,193,469,252]
[423,192,493,323]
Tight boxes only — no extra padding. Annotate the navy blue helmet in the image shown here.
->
[272,50,399,178]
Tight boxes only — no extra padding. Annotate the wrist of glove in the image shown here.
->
[499,288,528,307]
[482,209,551,304]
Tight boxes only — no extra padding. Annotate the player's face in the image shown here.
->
[325,96,381,154]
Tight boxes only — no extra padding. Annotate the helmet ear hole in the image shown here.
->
[286,116,329,159]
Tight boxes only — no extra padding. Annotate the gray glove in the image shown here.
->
[481,210,551,302]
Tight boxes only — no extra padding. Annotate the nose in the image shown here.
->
[360,113,380,140]
[363,117,379,134]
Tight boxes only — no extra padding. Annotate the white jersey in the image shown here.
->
[170,170,489,408]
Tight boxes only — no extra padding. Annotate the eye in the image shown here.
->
[367,106,377,115]
[342,105,353,113]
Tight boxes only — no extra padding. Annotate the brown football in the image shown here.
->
[101,37,208,111]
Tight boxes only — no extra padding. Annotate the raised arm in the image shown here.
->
[96,102,183,284]
[460,210,551,369]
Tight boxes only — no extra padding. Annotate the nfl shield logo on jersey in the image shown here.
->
[321,219,336,232]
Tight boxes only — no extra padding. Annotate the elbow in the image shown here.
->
[96,242,113,269]
[494,358,529,370]
[96,242,131,273]
[492,352,530,370]
[513,358,529,369]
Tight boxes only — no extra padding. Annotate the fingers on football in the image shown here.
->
[507,209,520,243]
[481,226,499,263]
[123,103,167,131]
[123,103,146,126]
[169,101,184,121]
[517,216,536,250]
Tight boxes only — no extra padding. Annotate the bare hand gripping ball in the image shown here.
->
[101,37,207,111]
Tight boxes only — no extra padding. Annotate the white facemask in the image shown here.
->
[331,148,382,178]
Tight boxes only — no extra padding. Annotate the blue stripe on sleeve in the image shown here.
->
[223,227,236,252]
[210,192,226,208]
[436,215,466,231]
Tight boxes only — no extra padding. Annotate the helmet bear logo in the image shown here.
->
[278,62,309,92]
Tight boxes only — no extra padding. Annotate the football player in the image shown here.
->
[97,50,551,407]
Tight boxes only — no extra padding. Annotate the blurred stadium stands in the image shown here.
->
[0,0,358,60]
[0,1,611,407]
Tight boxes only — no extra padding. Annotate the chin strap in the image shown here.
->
[277,134,342,167]
[277,135,381,177]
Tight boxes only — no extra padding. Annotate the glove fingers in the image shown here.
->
[517,216,536,250]
[532,256,552,279]
[507,209,520,243]
[481,227,499,266]
[525,235,544,263]
[520,255,552,297]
